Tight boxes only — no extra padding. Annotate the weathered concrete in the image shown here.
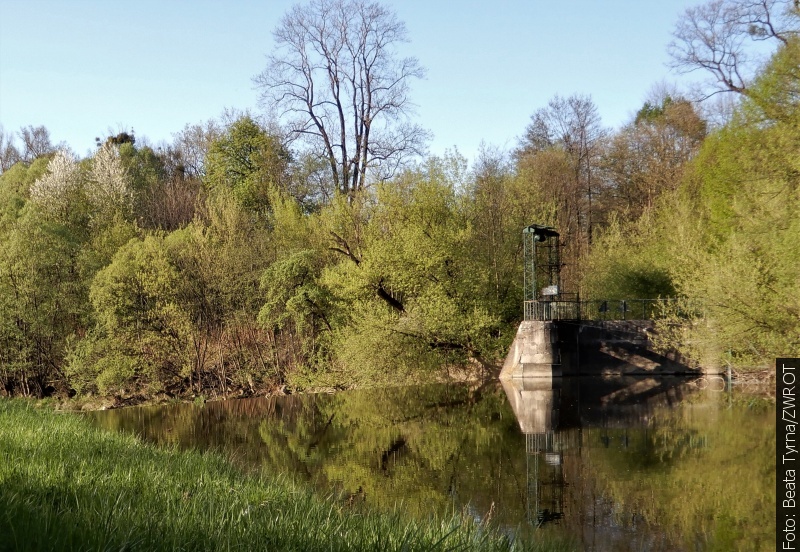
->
[501,319,703,379]
[500,321,561,379]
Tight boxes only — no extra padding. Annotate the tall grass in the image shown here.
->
[0,399,575,551]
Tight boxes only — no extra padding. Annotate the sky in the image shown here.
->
[0,0,698,164]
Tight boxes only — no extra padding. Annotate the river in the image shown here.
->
[87,375,775,551]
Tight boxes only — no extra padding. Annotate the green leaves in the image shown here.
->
[205,116,291,214]
[260,249,335,335]
[79,235,192,394]
[585,36,800,368]
[0,208,85,396]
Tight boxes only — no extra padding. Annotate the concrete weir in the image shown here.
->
[500,320,562,379]
[500,318,701,379]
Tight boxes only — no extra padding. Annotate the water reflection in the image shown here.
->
[87,375,775,551]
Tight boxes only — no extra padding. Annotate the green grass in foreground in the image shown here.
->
[0,399,576,551]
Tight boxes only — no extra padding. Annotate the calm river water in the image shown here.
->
[87,376,775,551]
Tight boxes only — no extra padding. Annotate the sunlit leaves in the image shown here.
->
[586,35,800,367]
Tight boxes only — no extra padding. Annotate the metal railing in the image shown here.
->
[524,300,580,321]
[524,298,676,322]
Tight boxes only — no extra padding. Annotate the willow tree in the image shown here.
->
[254,0,428,197]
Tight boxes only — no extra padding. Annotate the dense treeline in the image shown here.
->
[584,32,800,368]
[0,0,796,399]
[0,123,553,398]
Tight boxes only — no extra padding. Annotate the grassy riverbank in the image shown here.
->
[0,399,574,552]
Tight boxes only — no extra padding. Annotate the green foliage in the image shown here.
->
[10,27,796,395]
[660,40,800,366]
[467,148,553,323]
[205,116,291,214]
[581,213,676,300]
[584,38,800,368]
[165,192,279,393]
[118,142,171,219]
[260,250,334,344]
[0,155,51,204]
[73,235,192,395]
[176,192,274,319]
[318,155,511,381]
[66,335,140,395]
[0,207,85,396]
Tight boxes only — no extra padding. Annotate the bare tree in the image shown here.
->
[668,0,799,99]
[170,119,223,179]
[18,125,55,162]
[168,109,251,180]
[0,125,21,172]
[254,0,429,197]
[517,94,606,246]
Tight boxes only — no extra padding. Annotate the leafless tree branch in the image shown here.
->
[254,0,428,197]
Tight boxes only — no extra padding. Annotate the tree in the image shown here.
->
[466,146,552,323]
[74,235,192,395]
[602,94,706,217]
[587,38,800,367]
[316,155,508,379]
[205,116,292,214]
[668,0,799,99]
[17,125,56,163]
[133,144,201,231]
[515,94,606,282]
[254,0,429,197]
[0,125,20,173]
[0,208,86,396]
[28,150,82,220]
[170,118,225,179]
[86,142,134,220]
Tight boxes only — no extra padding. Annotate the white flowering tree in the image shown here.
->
[29,150,81,219]
[87,142,133,215]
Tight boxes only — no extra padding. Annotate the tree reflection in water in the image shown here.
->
[88,375,775,551]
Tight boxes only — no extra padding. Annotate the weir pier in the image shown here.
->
[499,307,698,379]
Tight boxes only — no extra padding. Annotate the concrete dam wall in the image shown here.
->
[500,319,704,379]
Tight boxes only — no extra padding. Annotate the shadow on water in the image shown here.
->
[88,372,775,551]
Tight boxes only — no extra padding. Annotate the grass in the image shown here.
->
[0,399,575,552]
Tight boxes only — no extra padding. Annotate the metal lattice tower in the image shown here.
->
[523,224,562,302]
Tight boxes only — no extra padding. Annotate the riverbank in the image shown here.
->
[0,398,575,552]
[34,360,491,412]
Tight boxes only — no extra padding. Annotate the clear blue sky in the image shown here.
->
[0,0,697,163]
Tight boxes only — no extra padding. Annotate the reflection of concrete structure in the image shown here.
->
[501,375,706,532]
[502,375,702,433]
[501,377,566,527]
[500,378,560,434]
